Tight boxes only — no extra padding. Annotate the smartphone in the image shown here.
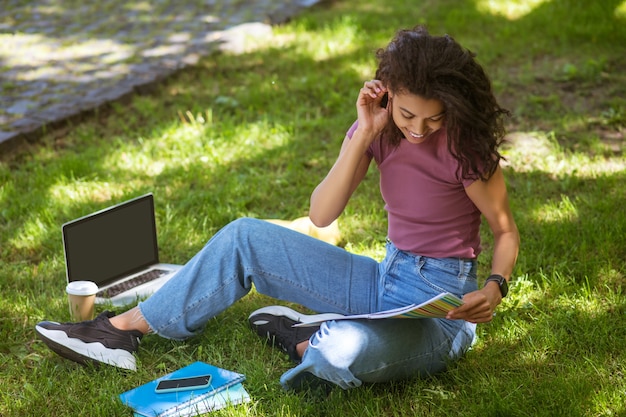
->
[154,374,212,394]
[380,92,389,108]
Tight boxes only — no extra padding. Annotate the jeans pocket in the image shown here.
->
[381,255,447,309]
[417,257,477,297]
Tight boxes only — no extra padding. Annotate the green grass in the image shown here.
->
[1,0,625,416]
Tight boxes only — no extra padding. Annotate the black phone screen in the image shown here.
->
[155,375,211,391]
[380,92,389,108]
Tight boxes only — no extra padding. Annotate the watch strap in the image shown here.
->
[484,274,509,298]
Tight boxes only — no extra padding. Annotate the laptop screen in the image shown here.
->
[62,194,159,287]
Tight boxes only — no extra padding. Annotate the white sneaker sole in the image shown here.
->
[248,305,345,325]
[35,324,136,371]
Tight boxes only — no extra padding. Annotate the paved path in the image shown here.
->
[0,0,320,151]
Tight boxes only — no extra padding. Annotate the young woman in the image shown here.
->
[36,25,519,391]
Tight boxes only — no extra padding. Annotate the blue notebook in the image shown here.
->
[119,362,249,417]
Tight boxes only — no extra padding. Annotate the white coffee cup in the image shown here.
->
[66,281,99,321]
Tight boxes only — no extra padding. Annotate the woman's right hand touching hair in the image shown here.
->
[356,79,389,137]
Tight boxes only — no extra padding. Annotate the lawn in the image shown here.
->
[1,0,625,416]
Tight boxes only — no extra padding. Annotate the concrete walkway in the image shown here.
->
[0,0,321,151]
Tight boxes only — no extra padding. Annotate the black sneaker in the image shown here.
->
[248,306,342,362]
[35,311,143,371]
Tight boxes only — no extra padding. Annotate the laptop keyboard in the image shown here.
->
[97,269,169,298]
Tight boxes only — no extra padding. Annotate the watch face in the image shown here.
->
[500,278,508,297]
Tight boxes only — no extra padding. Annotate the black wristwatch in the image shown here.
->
[484,274,509,298]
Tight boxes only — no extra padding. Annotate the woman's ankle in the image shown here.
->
[109,307,151,334]
[296,340,309,359]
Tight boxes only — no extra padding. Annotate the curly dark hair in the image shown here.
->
[375,25,509,181]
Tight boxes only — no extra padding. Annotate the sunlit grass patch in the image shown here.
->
[503,130,626,176]
[287,16,362,61]
[532,194,579,223]
[614,0,626,18]
[475,0,549,20]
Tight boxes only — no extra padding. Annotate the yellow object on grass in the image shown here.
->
[263,217,342,246]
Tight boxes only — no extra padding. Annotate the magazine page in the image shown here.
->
[294,292,463,327]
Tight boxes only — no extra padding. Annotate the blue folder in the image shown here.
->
[119,361,249,417]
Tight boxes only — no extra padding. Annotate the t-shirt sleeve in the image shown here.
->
[346,120,358,138]
[346,120,378,161]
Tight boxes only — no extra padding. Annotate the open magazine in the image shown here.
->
[294,292,464,327]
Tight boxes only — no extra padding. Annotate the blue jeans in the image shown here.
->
[139,218,477,390]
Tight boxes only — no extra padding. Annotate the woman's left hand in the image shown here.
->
[446,286,502,323]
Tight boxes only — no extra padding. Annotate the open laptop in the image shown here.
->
[62,193,182,306]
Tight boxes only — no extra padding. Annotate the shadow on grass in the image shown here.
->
[507,169,626,286]
[450,294,626,416]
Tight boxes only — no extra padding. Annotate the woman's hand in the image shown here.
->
[356,79,390,135]
[446,285,502,323]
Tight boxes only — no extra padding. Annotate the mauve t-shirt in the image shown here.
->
[347,121,482,258]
